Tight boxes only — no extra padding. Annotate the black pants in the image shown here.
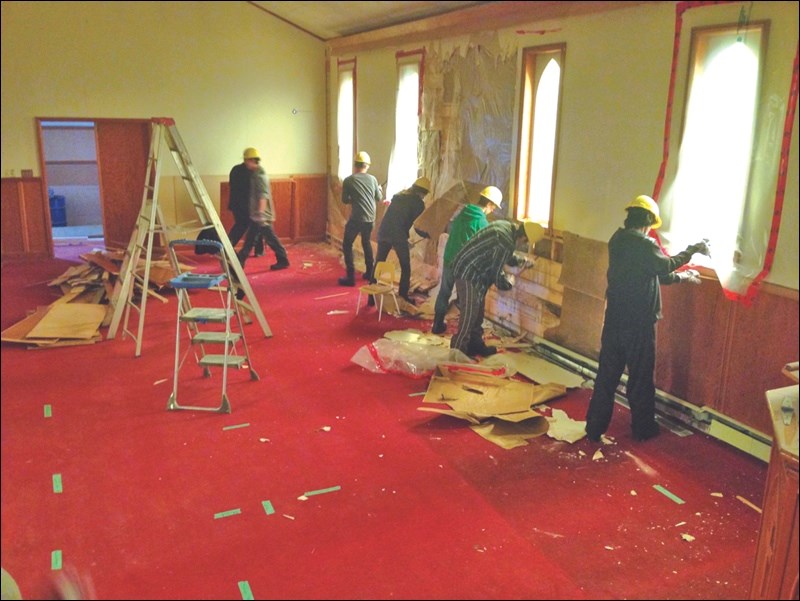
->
[342,220,374,277]
[585,323,657,438]
[237,222,287,268]
[375,239,411,298]
[228,212,264,255]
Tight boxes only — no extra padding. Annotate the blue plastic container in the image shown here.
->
[49,195,66,227]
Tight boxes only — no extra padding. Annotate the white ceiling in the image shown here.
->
[250,1,492,41]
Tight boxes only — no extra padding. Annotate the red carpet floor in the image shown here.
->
[1,242,767,600]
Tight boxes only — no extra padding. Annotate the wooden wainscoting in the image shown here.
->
[658,280,799,436]
[1,177,51,260]
[220,174,327,242]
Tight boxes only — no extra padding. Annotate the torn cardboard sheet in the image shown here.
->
[546,408,587,443]
[482,352,586,388]
[471,418,550,450]
[418,366,566,448]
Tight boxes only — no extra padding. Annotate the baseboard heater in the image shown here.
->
[528,335,772,462]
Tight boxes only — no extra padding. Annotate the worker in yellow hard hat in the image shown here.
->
[338,151,383,286]
[431,185,503,334]
[227,148,265,257]
[236,149,290,271]
[585,194,710,442]
[369,176,431,307]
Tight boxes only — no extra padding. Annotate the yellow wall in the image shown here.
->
[1,1,327,177]
[327,1,798,290]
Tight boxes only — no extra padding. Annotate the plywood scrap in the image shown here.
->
[735,495,762,513]
[1,307,51,343]
[483,351,586,388]
[80,251,121,275]
[26,303,106,340]
[1,306,103,348]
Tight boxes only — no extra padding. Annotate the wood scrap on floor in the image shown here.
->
[3,249,190,348]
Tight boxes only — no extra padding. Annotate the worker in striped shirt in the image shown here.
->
[449,220,541,357]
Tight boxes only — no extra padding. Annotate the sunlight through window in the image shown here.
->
[660,26,762,292]
[528,60,560,224]
[337,62,355,181]
[516,45,564,228]
[386,57,421,199]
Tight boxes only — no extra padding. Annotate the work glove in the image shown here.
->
[689,239,711,256]
[677,269,702,285]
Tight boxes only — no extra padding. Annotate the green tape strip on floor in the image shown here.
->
[44,404,52,418]
[238,580,254,600]
[51,550,62,570]
[214,508,242,519]
[52,474,62,494]
[304,485,341,497]
[653,484,685,504]
[222,423,250,431]
[262,500,275,515]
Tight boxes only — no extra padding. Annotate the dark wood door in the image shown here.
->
[95,120,151,249]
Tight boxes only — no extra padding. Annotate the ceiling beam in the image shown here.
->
[328,1,654,55]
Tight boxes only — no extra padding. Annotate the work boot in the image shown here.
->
[270,261,290,271]
[431,315,446,335]
[632,422,661,441]
[338,274,356,286]
[468,343,497,357]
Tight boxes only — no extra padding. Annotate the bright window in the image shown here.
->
[515,45,564,228]
[337,59,356,181]
[658,23,765,295]
[386,50,424,200]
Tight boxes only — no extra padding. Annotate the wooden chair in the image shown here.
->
[356,261,400,321]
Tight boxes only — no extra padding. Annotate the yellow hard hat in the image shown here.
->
[354,151,371,164]
[521,219,545,244]
[413,176,431,193]
[479,186,503,208]
[243,147,260,160]
[626,194,662,229]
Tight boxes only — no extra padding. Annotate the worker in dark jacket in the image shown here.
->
[449,220,539,357]
[432,185,503,334]
[236,151,289,271]
[227,148,264,257]
[585,195,710,442]
[373,176,430,303]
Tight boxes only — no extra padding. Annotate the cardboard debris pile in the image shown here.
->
[1,249,190,349]
[419,362,567,449]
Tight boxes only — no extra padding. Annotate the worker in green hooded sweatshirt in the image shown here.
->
[431,186,503,334]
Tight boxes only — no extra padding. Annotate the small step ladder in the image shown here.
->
[107,117,271,357]
[167,239,259,414]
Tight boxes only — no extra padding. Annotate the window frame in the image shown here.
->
[514,43,566,231]
[336,57,357,181]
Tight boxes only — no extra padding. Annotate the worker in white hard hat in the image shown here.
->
[369,176,431,307]
[431,185,503,334]
[585,195,710,443]
[227,147,265,257]
[338,151,383,286]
